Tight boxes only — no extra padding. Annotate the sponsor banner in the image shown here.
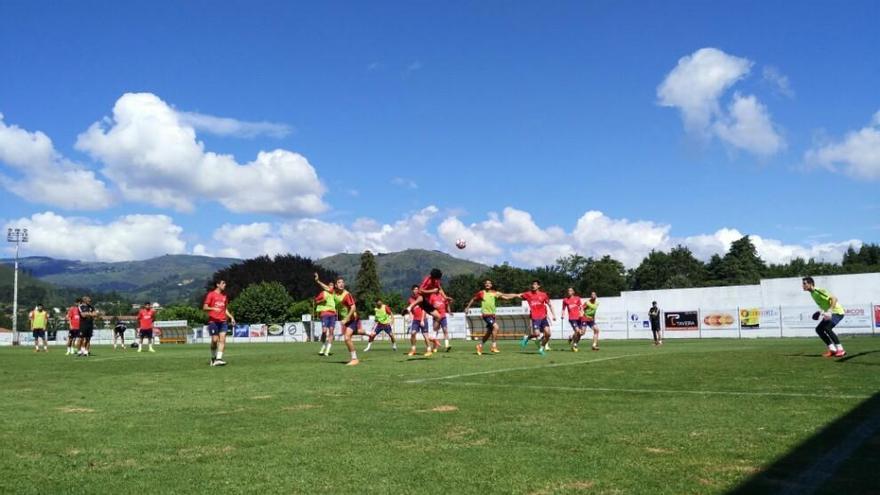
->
[466,306,527,316]
[155,320,188,328]
[249,324,267,338]
[875,305,880,328]
[781,307,823,329]
[233,325,250,338]
[739,307,781,330]
[701,309,738,330]
[267,324,284,337]
[628,312,651,331]
[664,311,699,330]
[595,312,628,332]
[837,305,872,329]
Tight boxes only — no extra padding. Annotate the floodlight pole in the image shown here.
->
[7,228,28,345]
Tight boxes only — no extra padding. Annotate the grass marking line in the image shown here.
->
[436,381,872,400]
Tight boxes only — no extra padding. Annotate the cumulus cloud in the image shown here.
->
[75,92,327,215]
[176,111,292,138]
[683,228,861,265]
[391,177,418,189]
[713,93,785,156]
[0,113,112,210]
[197,206,441,259]
[805,110,880,180]
[658,48,784,156]
[2,211,186,262]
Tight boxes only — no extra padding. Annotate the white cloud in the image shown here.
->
[75,92,327,214]
[2,211,186,262]
[658,48,783,156]
[391,177,418,189]
[805,110,880,180]
[762,66,794,98]
[477,207,566,245]
[176,111,291,138]
[713,93,785,155]
[570,211,671,266]
[198,206,442,260]
[683,228,861,265]
[0,113,112,210]
[657,47,752,135]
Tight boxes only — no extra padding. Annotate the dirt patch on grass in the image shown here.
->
[423,404,458,413]
[282,404,320,411]
[251,395,273,400]
[645,447,673,454]
[58,406,95,413]
[67,449,82,456]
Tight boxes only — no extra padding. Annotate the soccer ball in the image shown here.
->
[455,239,467,249]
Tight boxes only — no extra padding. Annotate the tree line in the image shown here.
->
[183,237,878,324]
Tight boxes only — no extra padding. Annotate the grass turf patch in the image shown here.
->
[1,338,878,494]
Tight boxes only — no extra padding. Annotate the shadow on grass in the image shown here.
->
[727,391,880,495]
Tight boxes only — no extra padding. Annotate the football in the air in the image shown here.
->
[455,239,467,249]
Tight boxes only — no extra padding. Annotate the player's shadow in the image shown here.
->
[836,349,880,363]
[726,391,880,494]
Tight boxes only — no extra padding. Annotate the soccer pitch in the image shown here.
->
[2,339,879,494]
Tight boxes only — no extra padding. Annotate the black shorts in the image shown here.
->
[114,328,126,336]
[32,330,46,339]
[139,329,153,339]
[68,330,81,340]
[208,321,228,336]
[80,328,94,339]
[419,300,435,315]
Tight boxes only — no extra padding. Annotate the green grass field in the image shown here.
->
[2,338,879,494]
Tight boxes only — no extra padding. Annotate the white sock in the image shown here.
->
[444,339,449,347]
[836,344,843,351]
[216,351,223,360]
[326,343,332,353]
[828,344,836,351]
[350,351,357,360]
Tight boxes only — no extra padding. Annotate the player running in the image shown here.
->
[429,292,453,352]
[464,279,502,356]
[802,277,846,358]
[113,320,127,351]
[137,302,157,353]
[77,296,99,357]
[405,285,433,357]
[583,291,601,351]
[203,280,235,366]
[509,280,556,356]
[66,298,81,355]
[314,273,339,356]
[364,298,398,352]
[29,304,49,353]
[561,288,585,352]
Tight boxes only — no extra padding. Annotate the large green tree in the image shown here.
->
[228,282,295,324]
[208,254,337,301]
[354,251,382,312]
[709,236,766,286]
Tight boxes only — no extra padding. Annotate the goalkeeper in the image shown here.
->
[802,276,846,358]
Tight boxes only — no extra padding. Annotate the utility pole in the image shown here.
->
[7,228,29,345]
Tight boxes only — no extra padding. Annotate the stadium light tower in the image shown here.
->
[6,228,28,344]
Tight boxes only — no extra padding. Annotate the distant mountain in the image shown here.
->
[0,255,240,304]
[0,263,83,312]
[317,249,489,295]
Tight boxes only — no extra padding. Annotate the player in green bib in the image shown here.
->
[464,279,503,355]
[314,273,339,357]
[29,304,50,353]
[364,299,398,352]
[802,276,846,357]
[583,291,601,351]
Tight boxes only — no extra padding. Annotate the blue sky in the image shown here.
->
[0,0,877,266]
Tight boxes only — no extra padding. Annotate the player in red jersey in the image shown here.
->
[562,288,586,352]
[429,292,453,352]
[203,280,235,366]
[333,278,361,366]
[136,302,157,353]
[507,280,556,356]
[405,285,433,356]
[66,298,82,356]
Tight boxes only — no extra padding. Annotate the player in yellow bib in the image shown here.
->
[582,291,601,351]
[364,299,398,352]
[464,279,502,355]
[29,304,50,352]
[802,276,846,358]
